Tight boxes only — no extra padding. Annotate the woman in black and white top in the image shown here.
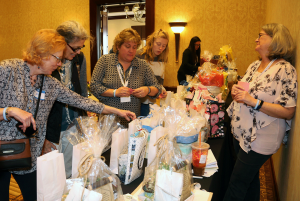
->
[0,29,135,201]
[91,28,162,126]
[223,23,297,201]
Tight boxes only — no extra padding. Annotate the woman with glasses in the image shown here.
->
[91,28,162,126]
[43,20,91,178]
[177,36,201,84]
[223,23,297,201]
[0,29,135,201]
[136,29,169,116]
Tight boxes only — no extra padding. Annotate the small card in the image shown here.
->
[238,81,249,92]
[34,89,45,100]
[121,96,131,103]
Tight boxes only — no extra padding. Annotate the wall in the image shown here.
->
[0,0,91,80]
[156,0,267,87]
[107,18,145,53]
[265,0,300,200]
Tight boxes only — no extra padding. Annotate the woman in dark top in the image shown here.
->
[177,36,201,84]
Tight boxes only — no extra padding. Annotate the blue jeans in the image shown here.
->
[140,103,150,117]
[223,138,272,201]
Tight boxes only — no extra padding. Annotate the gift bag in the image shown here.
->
[72,142,88,178]
[110,128,128,174]
[147,126,165,166]
[118,121,148,185]
[206,101,225,138]
[37,150,66,201]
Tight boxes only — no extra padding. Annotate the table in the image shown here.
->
[102,96,236,200]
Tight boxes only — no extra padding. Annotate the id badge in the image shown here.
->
[233,100,240,112]
[34,89,45,100]
[121,96,131,103]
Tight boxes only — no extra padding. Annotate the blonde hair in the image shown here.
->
[113,28,141,53]
[262,23,295,62]
[23,29,66,65]
[140,29,169,63]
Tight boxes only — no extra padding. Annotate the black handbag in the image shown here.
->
[0,75,44,171]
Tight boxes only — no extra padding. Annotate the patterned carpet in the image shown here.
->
[9,158,278,201]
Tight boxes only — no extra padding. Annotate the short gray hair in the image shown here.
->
[56,20,90,44]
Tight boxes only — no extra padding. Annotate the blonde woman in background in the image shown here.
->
[136,29,169,116]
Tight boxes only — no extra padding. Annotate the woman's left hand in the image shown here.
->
[117,109,136,121]
[132,87,148,98]
[159,90,167,99]
[233,85,256,106]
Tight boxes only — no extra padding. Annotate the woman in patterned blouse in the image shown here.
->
[91,28,162,126]
[223,23,297,201]
[0,29,136,201]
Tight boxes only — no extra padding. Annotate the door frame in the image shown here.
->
[89,0,155,73]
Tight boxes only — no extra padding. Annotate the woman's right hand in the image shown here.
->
[231,84,239,100]
[115,87,132,97]
[9,107,36,132]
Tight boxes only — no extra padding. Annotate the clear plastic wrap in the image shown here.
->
[63,115,124,201]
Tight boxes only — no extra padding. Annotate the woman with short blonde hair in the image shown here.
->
[112,28,142,53]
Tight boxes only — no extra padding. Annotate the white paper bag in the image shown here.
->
[155,169,184,201]
[72,142,88,178]
[37,150,66,201]
[147,126,165,166]
[109,128,128,174]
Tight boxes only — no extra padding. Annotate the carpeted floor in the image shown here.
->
[9,158,278,201]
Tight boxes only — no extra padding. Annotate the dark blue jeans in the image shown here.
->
[0,170,37,201]
[223,138,272,201]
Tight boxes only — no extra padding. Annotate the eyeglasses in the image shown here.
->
[258,33,268,39]
[67,43,85,52]
[51,54,62,63]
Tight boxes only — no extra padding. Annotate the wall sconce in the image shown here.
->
[169,22,187,62]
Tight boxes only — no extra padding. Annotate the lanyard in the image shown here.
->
[248,59,276,82]
[117,63,132,87]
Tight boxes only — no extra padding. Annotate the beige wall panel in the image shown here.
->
[0,0,91,80]
[155,0,266,87]
[266,0,300,200]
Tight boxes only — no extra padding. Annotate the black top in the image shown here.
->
[177,48,200,84]
[46,53,85,143]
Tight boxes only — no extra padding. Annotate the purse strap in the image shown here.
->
[33,75,44,119]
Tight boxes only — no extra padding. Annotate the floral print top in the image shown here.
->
[227,60,297,153]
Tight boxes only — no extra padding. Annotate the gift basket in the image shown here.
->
[62,115,124,201]
[141,107,194,201]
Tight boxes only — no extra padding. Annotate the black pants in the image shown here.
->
[0,170,37,201]
[177,72,186,85]
[223,138,272,201]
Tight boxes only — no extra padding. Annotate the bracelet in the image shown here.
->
[147,86,151,95]
[113,89,117,97]
[3,107,11,121]
[253,99,260,110]
[256,100,264,110]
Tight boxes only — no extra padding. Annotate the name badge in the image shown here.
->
[34,89,45,100]
[121,96,131,103]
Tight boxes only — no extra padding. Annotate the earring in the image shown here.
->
[38,66,40,69]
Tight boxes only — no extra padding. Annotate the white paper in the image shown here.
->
[65,182,102,201]
[147,126,165,166]
[37,150,66,201]
[72,142,88,178]
[110,128,128,174]
[155,169,183,201]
